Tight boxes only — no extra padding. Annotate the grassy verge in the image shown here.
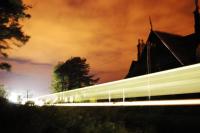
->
[0,98,199,133]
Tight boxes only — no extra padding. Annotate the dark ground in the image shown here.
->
[0,98,200,133]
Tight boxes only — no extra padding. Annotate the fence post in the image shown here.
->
[108,89,111,102]
[123,88,125,102]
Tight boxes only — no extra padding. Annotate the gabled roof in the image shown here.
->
[149,30,199,65]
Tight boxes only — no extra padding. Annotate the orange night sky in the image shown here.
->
[0,0,198,96]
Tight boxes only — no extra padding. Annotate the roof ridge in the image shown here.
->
[154,30,183,37]
[153,31,185,65]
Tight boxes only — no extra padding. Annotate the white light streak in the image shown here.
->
[52,99,200,107]
[32,63,200,106]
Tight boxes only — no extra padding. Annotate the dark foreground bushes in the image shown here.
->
[0,99,200,133]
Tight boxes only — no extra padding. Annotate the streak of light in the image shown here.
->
[51,99,200,107]
[31,63,200,106]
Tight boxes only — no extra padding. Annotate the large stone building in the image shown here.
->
[126,0,200,78]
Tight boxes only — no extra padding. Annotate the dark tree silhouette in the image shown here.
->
[52,57,99,92]
[0,0,31,71]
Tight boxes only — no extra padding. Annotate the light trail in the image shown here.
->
[31,63,200,106]
[52,99,200,107]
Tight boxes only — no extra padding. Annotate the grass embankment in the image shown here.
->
[0,98,199,133]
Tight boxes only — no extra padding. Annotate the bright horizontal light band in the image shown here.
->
[31,63,200,106]
[51,99,200,106]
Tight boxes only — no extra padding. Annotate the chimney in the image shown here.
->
[194,0,200,34]
[137,39,145,60]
